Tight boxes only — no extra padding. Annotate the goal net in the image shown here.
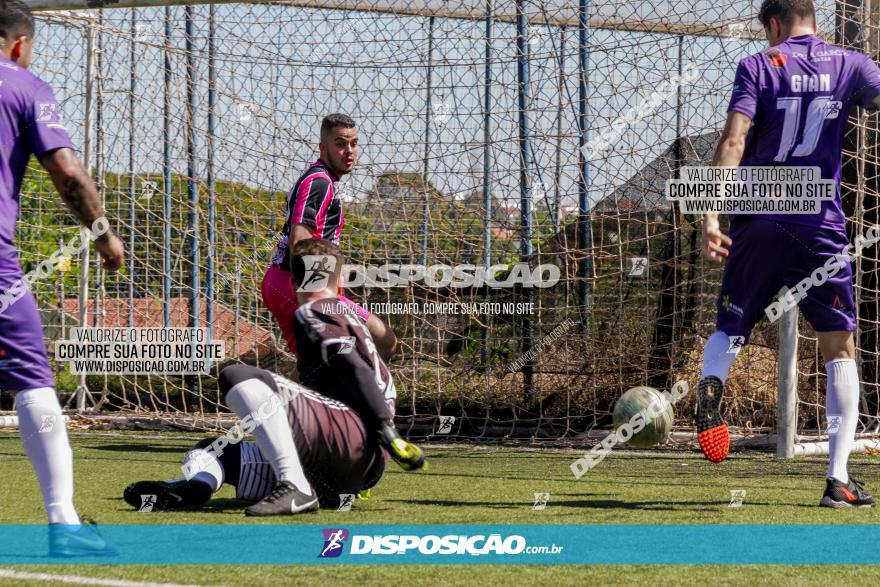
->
[9,0,880,453]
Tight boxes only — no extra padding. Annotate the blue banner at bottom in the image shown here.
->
[0,524,877,565]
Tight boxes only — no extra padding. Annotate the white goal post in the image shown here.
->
[776,291,798,458]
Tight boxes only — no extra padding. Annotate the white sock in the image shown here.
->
[14,387,80,525]
[825,358,859,484]
[700,331,742,383]
[224,378,313,496]
[181,448,224,492]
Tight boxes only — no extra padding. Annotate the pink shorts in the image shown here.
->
[261,264,371,353]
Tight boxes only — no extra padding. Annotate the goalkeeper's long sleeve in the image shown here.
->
[321,340,395,429]
[292,297,396,429]
[291,297,426,471]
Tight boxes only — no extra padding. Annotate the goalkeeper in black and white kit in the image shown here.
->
[124,238,426,515]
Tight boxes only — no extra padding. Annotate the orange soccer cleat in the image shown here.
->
[696,376,730,463]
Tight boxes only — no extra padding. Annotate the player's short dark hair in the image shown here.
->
[289,238,344,289]
[0,0,35,41]
[758,0,816,29]
[320,113,356,142]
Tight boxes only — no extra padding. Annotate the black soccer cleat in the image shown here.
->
[696,376,730,463]
[123,479,213,512]
[49,518,120,557]
[245,480,318,516]
[820,477,875,508]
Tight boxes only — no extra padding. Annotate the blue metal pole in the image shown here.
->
[128,8,136,327]
[481,0,493,364]
[516,1,534,400]
[163,6,172,327]
[93,9,104,328]
[207,4,216,343]
[185,6,199,333]
[482,1,492,272]
[578,0,591,315]
[554,26,565,233]
[421,15,435,267]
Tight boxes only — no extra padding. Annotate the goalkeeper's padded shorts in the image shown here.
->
[218,364,385,509]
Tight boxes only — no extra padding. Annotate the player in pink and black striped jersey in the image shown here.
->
[261,113,397,360]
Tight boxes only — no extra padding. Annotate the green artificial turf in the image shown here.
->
[0,431,878,585]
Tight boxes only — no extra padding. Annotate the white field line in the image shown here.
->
[0,568,219,587]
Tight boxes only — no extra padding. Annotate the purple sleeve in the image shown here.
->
[853,53,880,110]
[728,59,759,119]
[23,83,74,158]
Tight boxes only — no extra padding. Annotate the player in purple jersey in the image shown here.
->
[0,1,124,553]
[123,239,426,515]
[698,0,880,507]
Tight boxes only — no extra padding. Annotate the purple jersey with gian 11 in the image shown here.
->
[728,34,880,232]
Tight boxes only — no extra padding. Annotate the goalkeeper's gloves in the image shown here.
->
[379,421,428,471]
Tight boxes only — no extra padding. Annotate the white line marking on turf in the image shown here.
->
[0,568,216,587]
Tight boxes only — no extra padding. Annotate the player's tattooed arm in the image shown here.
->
[39,147,103,226]
[710,111,750,167]
[39,147,125,271]
[287,175,329,246]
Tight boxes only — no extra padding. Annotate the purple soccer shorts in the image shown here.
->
[716,217,856,343]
